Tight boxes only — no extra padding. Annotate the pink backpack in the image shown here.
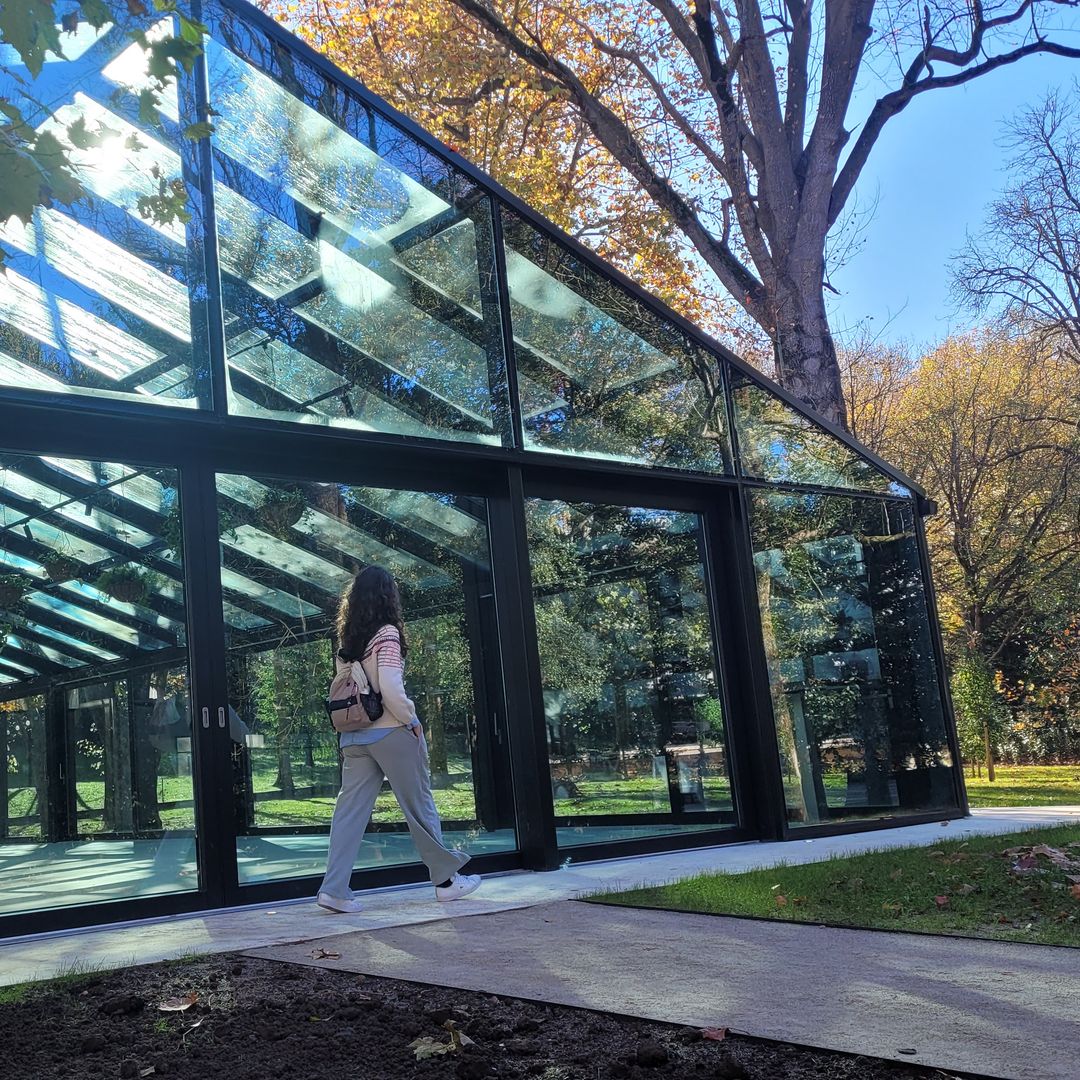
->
[325,658,384,732]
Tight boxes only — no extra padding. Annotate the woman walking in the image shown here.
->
[317,565,481,912]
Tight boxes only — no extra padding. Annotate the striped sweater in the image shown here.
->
[335,624,418,730]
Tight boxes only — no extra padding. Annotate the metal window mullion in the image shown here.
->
[490,203,525,451]
[182,9,230,420]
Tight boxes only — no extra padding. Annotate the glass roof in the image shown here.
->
[0,452,492,693]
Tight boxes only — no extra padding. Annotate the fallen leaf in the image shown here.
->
[308,948,341,960]
[934,895,950,908]
[1069,885,1080,901]
[956,883,977,896]
[443,1021,475,1050]
[410,1036,456,1060]
[702,1027,728,1042]
[139,1070,156,1078]
[157,992,198,1012]
[774,894,788,907]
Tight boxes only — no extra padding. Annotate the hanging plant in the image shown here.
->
[161,504,184,556]
[95,565,150,605]
[41,552,82,584]
[0,573,30,609]
[258,487,306,536]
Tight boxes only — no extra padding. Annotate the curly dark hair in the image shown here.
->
[335,565,408,662]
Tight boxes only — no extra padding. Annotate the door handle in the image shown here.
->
[201,706,210,729]
[218,706,226,729]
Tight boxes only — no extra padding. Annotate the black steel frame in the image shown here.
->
[0,0,963,940]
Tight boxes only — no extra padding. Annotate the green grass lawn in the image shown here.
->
[591,824,1080,947]
[8,763,1077,840]
[963,764,1080,807]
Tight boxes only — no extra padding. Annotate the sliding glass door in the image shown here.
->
[0,452,205,918]
[523,490,740,849]
[212,471,517,891]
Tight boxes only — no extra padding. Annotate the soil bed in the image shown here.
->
[2,955,980,1080]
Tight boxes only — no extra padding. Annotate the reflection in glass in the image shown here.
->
[0,455,197,916]
[203,7,510,444]
[526,499,735,847]
[215,474,515,885]
[0,17,208,407]
[501,212,732,473]
[748,491,957,824]
[732,375,903,494]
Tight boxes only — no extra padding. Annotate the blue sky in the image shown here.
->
[829,54,1079,351]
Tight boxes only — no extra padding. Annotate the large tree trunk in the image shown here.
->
[771,269,848,429]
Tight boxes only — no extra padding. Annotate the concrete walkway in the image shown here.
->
[249,900,1080,1080]
[2,806,1077,991]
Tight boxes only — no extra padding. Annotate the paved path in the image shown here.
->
[3,806,1077,991]
[249,900,1080,1080]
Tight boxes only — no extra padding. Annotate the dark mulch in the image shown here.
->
[1,955,980,1080]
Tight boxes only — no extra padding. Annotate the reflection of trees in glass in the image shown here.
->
[205,27,506,441]
[527,499,728,812]
[732,379,895,493]
[1,696,47,840]
[750,491,953,824]
[503,213,730,474]
[222,477,493,828]
[249,636,332,798]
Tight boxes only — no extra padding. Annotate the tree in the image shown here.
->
[957,86,1080,365]
[0,0,209,268]
[837,333,913,455]
[950,651,1007,778]
[886,331,1080,771]
[275,0,1080,426]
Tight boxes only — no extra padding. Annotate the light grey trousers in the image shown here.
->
[320,727,470,897]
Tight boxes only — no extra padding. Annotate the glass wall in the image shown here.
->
[0,16,211,408]
[215,473,516,885]
[501,211,732,473]
[0,2,963,934]
[731,373,902,493]
[748,491,957,824]
[204,6,511,444]
[0,454,198,917]
[526,498,735,846]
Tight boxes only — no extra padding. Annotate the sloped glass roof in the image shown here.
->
[0,0,919,499]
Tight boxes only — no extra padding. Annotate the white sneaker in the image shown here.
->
[317,891,363,913]
[435,873,481,902]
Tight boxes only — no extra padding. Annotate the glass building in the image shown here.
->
[0,0,964,936]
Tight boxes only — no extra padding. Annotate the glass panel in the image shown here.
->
[0,16,209,407]
[731,374,904,493]
[748,491,958,825]
[500,211,732,473]
[0,454,197,917]
[203,3,510,445]
[216,473,515,885]
[526,498,735,848]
